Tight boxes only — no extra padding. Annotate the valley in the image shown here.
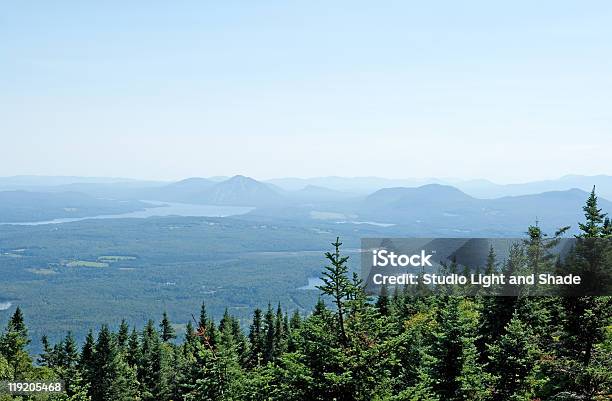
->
[0,174,610,353]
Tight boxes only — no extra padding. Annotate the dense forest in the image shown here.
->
[0,189,610,400]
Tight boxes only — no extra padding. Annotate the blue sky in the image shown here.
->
[1,1,611,182]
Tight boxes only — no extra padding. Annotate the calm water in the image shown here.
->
[297,277,325,290]
[0,201,254,226]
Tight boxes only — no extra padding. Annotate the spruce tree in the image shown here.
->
[431,297,488,401]
[488,316,540,401]
[247,308,264,367]
[264,303,276,363]
[117,319,129,350]
[375,284,390,316]
[273,303,287,359]
[126,328,140,368]
[316,237,352,346]
[603,217,612,237]
[139,319,167,401]
[0,307,32,379]
[79,329,96,391]
[578,186,606,238]
[160,311,176,342]
[38,334,54,367]
[62,332,80,394]
[91,325,137,401]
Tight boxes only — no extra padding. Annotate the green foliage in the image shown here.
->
[316,236,353,346]
[159,311,176,343]
[487,316,541,401]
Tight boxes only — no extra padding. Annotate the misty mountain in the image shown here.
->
[267,175,612,201]
[356,185,612,234]
[147,177,217,202]
[287,185,357,203]
[364,184,474,206]
[455,175,612,200]
[155,176,355,206]
[265,176,442,193]
[197,175,284,206]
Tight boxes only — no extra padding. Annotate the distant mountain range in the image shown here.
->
[353,184,612,235]
[148,175,283,206]
[265,175,612,200]
[451,175,612,200]
[0,175,611,233]
[2,174,612,199]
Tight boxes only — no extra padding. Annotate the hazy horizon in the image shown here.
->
[2,1,611,182]
[1,172,611,187]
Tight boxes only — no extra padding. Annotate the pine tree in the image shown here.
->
[247,308,264,367]
[230,315,248,364]
[431,297,488,401]
[578,186,606,238]
[139,319,167,401]
[117,319,130,350]
[375,284,390,316]
[602,216,612,237]
[183,321,197,355]
[126,328,140,367]
[287,310,302,352]
[38,334,54,367]
[90,325,137,401]
[316,237,352,346]
[264,303,276,363]
[488,316,540,401]
[8,307,28,340]
[62,332,81,394]
[198,302,210,346]
[0,307,32,380]
[160,311,176,342]
[79,329,96,391]
[273,303,287,359]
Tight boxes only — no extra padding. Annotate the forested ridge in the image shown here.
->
[0,189,610,400]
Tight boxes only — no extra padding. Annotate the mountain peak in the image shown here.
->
[202,175,283,206]
[227,175,255,182]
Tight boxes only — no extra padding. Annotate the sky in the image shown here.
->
[1,1,611,183]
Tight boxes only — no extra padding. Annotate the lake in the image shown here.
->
[0,201,254,226]
[0,302,12,311]
[297,277,325,290]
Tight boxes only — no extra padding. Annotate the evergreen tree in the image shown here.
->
[431,297,489,401]
[9,307,28,340]
[117,319,129,350]
[139,319,168,401]
[578,186,606,237]
[375,284,390,316]
[273,303,287,359]
[160,311,176,342]
[287,310,302,353]
[126,328,140,368]
[38,334,54,367]
[247,308,264,367]
[90,325,137,401]
[61,332,81,394]
[316,237,352,346]
[0,307,32,379]
[488,316,540,401]
[79,329,96,391]
[264,303,276,363]
[603,217,612,237]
